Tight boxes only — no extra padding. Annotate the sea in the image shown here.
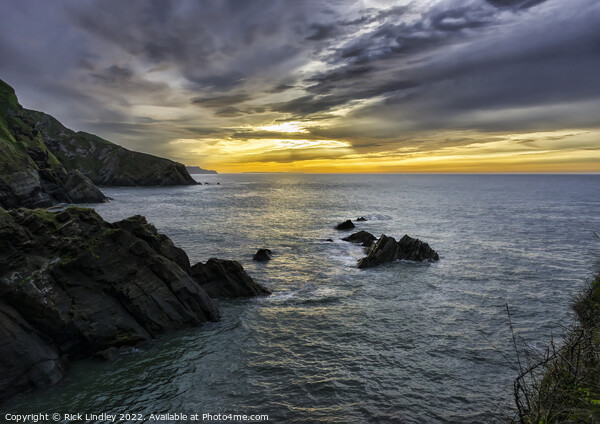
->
[3,174,600,423]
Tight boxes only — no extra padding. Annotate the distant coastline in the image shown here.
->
[186,166,217,174]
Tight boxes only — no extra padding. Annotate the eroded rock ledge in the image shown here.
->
[0,207,267,401]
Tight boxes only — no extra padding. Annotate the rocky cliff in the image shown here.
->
[0,207,268,401]
[0,78,197,209]
[30,110,197,187]
[0,80,107,208]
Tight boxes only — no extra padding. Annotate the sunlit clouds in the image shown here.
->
[254,122,309,134]
[0,0,598,173]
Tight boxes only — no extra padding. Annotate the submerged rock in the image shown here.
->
[342,230,376,247]
[253,248,273,261]
[356,217,368,222]
[335,220,355,231]
[0,207,265,400]
[357,234,439,268]
[190,259,271,299]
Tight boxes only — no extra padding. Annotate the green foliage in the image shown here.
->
[30,208,59,227]
[514,274,600,423]
[18,276,31,286]
[87,227,120,260]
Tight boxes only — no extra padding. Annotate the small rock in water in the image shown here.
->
[356,216,367,221]
[324,238,334,242]
[253,248,273,261]
[342,230,376,247]
[335,220,355,230]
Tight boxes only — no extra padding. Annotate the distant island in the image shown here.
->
[186,166,217,174]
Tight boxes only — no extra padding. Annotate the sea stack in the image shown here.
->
[358,234,439,268]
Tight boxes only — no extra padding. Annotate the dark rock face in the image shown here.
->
[342,230,376,247]
[356,217,367,221]
[0,207,222,401]
[397,234,440,262]
[253,248,273,261]
[0,301,65,401]
[190,259,271,299]
[335,220,355,231]
[357,234,439,268]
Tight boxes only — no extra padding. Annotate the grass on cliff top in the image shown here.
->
[0,80,31,174]
[0,79,65,178]
[513,273,600,423]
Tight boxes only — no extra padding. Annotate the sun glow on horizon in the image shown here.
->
[173,129,600,174]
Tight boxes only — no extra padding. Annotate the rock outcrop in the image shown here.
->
[342,230,376,247]
[190,258,271,298]
[357,234,439,268]
[335,220,355,231]
[0,80,107,209]
[0,207,269,401]
[253,248,273,261]
[356,217,367,222]
[396,234,440,262]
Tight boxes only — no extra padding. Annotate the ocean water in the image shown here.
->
[4,174,600,423]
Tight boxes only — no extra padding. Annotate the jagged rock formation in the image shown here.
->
[0,207,268,400]
[185,166,217,174]
[0,80,107,208]
[190,259,271,298]
[342,230,376,247]
[357,234,439,268]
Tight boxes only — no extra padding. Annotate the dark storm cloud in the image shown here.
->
[330,4,495,65]
[64,0,311,93]
[305,23,339,41]
[485,0,548,9]
[271,78,419,116]
[191,94,252,109]
[266,83,296,93]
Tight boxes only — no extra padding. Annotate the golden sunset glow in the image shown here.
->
[170,129,600,174]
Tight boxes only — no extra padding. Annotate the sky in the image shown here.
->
[0,0,599,173]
